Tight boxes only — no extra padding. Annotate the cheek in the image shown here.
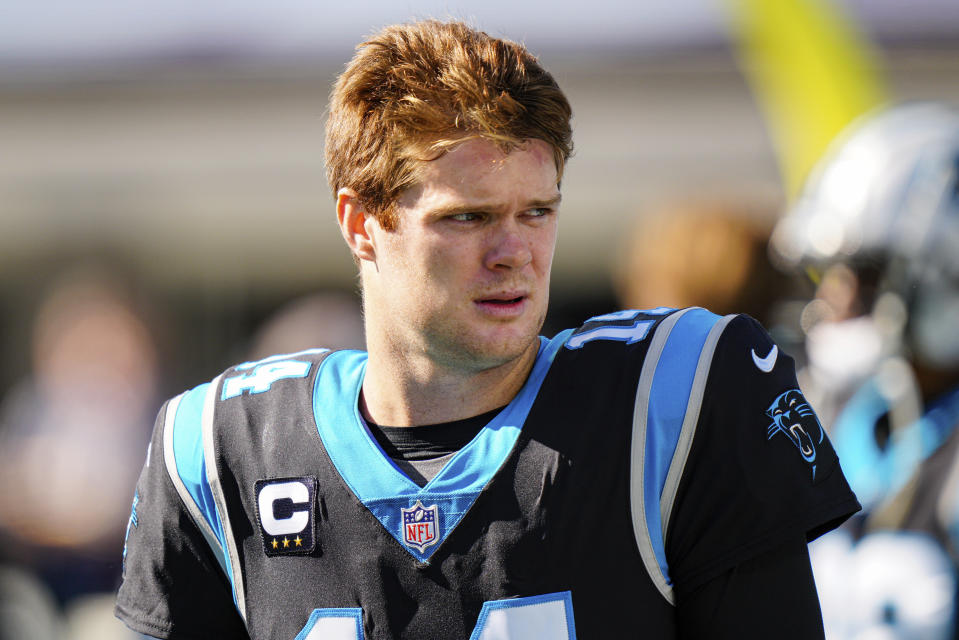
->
[421,238,476,275]
[532,231,558,272]
[381,234,435,279]
[399,244,467,302]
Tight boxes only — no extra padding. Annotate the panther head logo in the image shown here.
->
[767,389,826,480]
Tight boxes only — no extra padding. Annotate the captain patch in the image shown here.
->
[255,476,316,556]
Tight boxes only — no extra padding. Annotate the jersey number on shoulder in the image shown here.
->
[294,592,576,640]
[221,349,329,400]
[565,309,668,350]
[222,358,312,400]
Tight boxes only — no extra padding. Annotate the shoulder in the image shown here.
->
[560,307,743,371]
[218,347,337,401]
[162,347,345,468]
[563,307,684,351]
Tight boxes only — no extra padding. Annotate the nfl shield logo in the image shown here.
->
[401,500,439,553]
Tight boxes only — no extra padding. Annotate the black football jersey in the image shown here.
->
[115,307,860,639]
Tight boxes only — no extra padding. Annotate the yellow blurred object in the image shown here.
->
[726,0,888,200]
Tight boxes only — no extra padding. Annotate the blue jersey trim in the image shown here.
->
[644,308,720,589]
[313,332,571,562]
[170,383,233,590]
[469,591,576,640]
[172,384,224,542]
[294,608,364,640]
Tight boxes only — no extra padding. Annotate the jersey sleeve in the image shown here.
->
[114,389,249,640]
[665,314,861,595]
[676,535,825,639]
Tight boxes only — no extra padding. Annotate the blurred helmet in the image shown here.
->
[771,102,959,370]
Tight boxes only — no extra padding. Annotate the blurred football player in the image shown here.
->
[115,20,859,639]
[771,101,959,639]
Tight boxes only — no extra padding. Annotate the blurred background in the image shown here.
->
[1,0,958,638]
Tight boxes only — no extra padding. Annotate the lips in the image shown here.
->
[479,295,524,305]
[474,291,529,316]
[476,289,527,304]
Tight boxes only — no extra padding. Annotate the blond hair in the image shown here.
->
[325,20,573,230]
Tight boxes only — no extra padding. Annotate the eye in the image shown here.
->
[448,212,483,223]
[522,207,556,224]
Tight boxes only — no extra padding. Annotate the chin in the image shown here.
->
[427,329,534,373]
[423,305,546,370]
[471,326,542,368]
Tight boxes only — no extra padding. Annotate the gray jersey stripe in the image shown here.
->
[660,314,736,543]
[630,308,691,605]
[161,392,228,576]
[201,374,248,623]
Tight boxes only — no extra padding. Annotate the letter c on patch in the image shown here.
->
[258,481,310,536]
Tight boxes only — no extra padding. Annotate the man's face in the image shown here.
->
[364,137,560,372]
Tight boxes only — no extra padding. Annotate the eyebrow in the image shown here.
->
[429,194,562,217]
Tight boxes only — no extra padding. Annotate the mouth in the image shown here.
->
[479,295,525,305]
[474,292,529,316]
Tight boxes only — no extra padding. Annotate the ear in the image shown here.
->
[336,188,377,262]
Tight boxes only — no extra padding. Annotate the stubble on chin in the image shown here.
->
[429,307,546,374]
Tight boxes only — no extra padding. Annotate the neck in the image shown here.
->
[360,334,540,427]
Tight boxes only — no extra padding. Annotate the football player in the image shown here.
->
[116,20,859,639]
[771,102,959,639]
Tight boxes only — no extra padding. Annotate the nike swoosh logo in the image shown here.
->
[751,345,778,373]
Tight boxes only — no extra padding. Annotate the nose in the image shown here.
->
[485,220,532,271]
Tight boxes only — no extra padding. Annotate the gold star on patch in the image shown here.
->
[283,537,290,548]
[271,538,278,549]
[294,535,302,547]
